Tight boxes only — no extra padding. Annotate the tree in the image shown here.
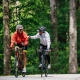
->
[3,0,11,75]
[69,0,78,73]
[50,0,58,71]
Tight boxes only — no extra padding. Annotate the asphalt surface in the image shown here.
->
[0,74,80,80]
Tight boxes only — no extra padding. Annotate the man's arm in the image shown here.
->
[30,33,39,39]
[46,33,51,50]
[23,32,29,46]
[10,33,16,48]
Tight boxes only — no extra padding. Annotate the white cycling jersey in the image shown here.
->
[30,31,51,49]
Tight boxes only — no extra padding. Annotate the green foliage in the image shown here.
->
[0,3,3,75]
[57,0,69,49]
[26,47,40,74]
[0,54,3,75]
[51,48,69,74]
[1,0,80,75]
[1,0,70,75]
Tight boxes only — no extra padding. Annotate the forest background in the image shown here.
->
[0,0,80,75]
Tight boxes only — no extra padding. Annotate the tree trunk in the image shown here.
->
[3,0,11,75]
[50,0,58,70]
[69,0,78,73]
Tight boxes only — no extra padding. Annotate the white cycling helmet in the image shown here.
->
[16,25,23,30]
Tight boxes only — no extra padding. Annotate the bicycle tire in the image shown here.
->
[22,72,25,77]
[40,53,48,77]
[45,67,48,77]
[40,54,45,77]
[45,57,48,77]
[40,66,43,77]
[14,56,19,78]
[19,53,25,77]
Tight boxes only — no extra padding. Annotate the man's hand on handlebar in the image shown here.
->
[46,49,51,53]
[9,47,13,50]
[15,46,19,51]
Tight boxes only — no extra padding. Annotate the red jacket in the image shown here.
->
[10,31,28,48]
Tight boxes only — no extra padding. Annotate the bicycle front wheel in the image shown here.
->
[14,56,19,78]
[41,54,48,77]
[40,55,45,77]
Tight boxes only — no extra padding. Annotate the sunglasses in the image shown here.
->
[19,29,23,31]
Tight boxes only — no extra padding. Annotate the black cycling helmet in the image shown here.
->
[38,26,46,32]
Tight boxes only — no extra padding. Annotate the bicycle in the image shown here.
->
[13,46,26,78]
[36,49,51,77]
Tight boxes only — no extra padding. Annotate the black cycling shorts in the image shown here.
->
[17,44,28,50]
[39,44,47,50]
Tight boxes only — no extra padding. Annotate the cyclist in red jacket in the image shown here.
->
[10,25,29,73]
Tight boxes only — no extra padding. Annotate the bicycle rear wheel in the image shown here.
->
[40,67,43,77]
[40,66,47,77]
[45,57,48,77]
[14,56,19,78]
[44,67,48,77]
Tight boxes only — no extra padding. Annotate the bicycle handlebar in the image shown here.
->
[36,49,51,53]
[9,46,23,51]
[44,49,51,52]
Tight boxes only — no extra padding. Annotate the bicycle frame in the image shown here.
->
[41,49,48,77]
[37,49,49,77]
[14,47,25,78]
[16,50,23,69]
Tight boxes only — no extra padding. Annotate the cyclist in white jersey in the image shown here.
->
[29,26,51,69]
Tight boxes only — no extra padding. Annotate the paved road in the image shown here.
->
[0,74,80,80]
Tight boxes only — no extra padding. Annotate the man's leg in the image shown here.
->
[22,51,27,72]
[46,54,51,69]
[38,45,43,67]
[38,53,42,67]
